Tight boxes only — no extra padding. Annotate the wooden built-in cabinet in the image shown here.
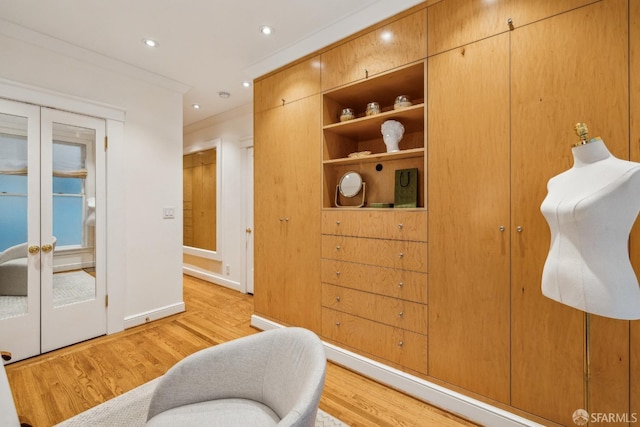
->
[322,61,426,208]
[320,10,426,92]
[427,0,599,56]
[631,0,640,419]
[321,209,428,374]
[429,1,631,425]
[253,89,322,334]
[254,1,640,426]
[428,32,511,405]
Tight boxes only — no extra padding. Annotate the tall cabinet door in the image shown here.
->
[254,95,322,333]
[511,1,630,424]
[0,99,41,362]
[428,33,511,404]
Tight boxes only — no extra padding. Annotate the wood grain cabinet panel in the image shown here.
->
[320,10,426,92]
[254,56,321,113]
[322,308,427,374]
[322,235,427,273]
[321,259,427,304]
[427,0,598,56]
[631,0,640,419]
[322,283,427,334]
[510,2,630,424]
[254,95,322,334]
[322,209,427,241]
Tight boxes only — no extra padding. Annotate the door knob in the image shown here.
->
[28,245,40,254]
[246,227,252,233]
[41,244,53,253]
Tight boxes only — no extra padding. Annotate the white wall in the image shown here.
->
[183,104,253,293]
[0,29,186,330]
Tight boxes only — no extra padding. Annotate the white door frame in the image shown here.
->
[245,146,254,294]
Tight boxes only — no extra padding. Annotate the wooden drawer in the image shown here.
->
[322,209,427,241]
[322,308,427,374]
[322,284,427,334]
[322,235,427,273]
[321,259,426,304]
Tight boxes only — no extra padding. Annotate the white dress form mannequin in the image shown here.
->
[540,138,640,319]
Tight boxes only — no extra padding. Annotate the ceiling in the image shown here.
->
[0,0,424,127]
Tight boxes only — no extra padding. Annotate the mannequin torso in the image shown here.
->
[540,139,640,319]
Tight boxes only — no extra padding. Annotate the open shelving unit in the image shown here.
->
[322,61,426,208]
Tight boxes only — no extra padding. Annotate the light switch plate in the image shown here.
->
[163,207,175,219]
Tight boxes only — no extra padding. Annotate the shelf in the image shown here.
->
[323,147,425,166]
[323,104,424,140]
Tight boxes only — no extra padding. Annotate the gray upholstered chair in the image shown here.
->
[0,243,28,296]
[146,327,327,427]
[1,352,21,427]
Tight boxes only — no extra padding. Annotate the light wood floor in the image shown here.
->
[5,275,478,427]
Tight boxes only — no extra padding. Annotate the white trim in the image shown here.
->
[182,266,243,293]
[0,19,190,95]
[250,315,545,427]
[124,303,185,329]
[0,78,125,121]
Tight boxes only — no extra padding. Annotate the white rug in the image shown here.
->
[55,377,349,427]
[0,270,95,319]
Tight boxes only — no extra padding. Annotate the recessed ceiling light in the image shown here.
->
[143,38,159,48]
[259,25,274,36]
[192,104,201,109]
[242,81,251,88]
[218,91,231,99]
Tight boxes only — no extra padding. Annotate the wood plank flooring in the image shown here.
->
[4,275,478,427]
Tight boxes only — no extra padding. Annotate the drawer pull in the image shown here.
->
[335,321,341,326]
[398,311,404,317]
[398,252,404,259]
[398,223,404,229]
[398,282,404,288]
[336,220,341,225]
[336,245,341,250]
[335,271,341,276]
[336,296,341,302]
[398,341,404,347]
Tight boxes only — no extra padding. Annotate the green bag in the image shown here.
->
[394,168,418,208]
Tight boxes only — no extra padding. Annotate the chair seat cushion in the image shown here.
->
[146,398,280,427]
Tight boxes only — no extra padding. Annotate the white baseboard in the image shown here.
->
[182,266,243,293]
[124,302,185,329]
[250,315,544,427]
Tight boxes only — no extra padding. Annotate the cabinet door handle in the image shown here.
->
[336,296,341,302]
[336,220,341,225]
[398,252,404,259]
[28,245,40,254]
[516,226,523,232]
[398,311,404,317]
[335,271,341,276]
[499,225,505,232]
[336,245,341,250]
[398,223,404,229]
[398,341,404,347]
[335,321,341,326]
[398,282,404,288]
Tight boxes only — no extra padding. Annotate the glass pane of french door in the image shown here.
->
[40,108,106,354]
[0,99,41,362]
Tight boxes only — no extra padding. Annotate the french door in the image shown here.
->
[0,99,107,362]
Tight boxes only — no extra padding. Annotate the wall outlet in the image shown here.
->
[163,207,175,219]
[225,264,230,275]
